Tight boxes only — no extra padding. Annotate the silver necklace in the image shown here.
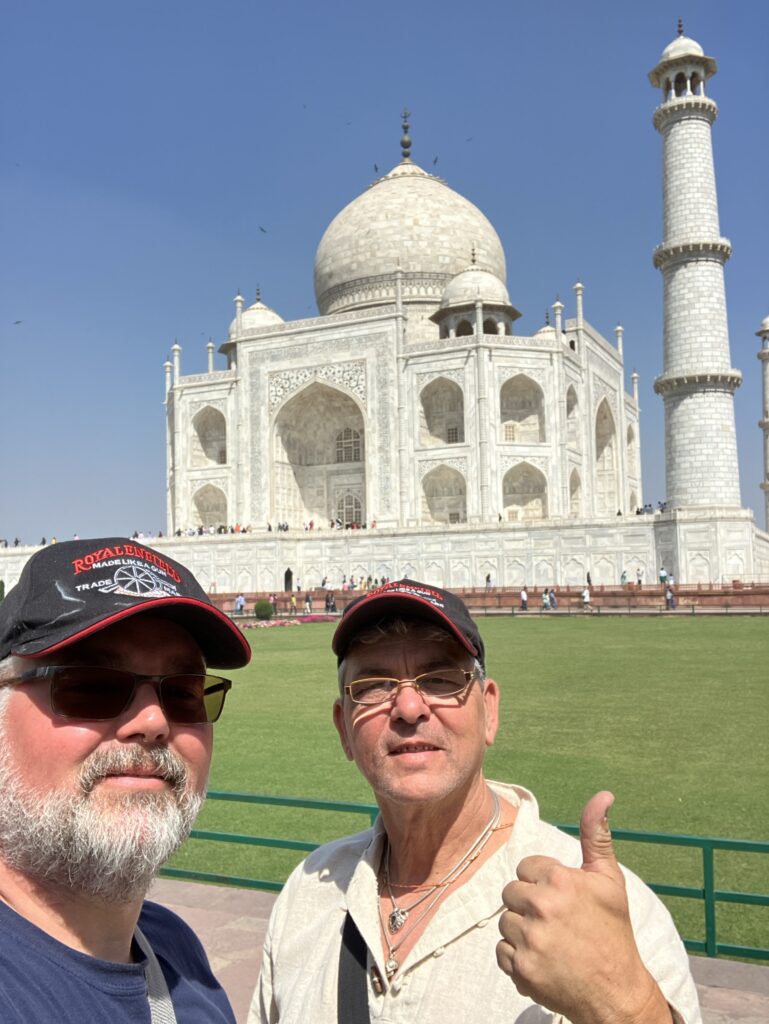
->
[384,790,500,933]
[379,790,501,978]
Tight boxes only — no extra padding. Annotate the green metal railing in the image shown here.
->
[160,791,769,961]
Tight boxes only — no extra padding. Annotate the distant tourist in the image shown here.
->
[549,587,557,610]
[582,586,591,610]
[659,566,668,585]
[234,593,246,615]
[542,589,550,611]
[520,586,528,611]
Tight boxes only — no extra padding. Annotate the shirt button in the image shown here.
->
[391,980,402,993]
[432,946,445,957]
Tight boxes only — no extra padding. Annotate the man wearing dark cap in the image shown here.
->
[0,537,251,1023]
[252,580,699,1024]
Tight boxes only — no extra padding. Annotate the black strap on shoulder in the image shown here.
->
[338,913,370,1024]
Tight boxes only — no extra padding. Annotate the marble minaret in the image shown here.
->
[757,317,769,530]
[649,23,742,508]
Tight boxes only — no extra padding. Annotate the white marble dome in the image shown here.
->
[661,34,704,62]
[439,265,511,309]
[314,159,506,316]
[229,294,284,337]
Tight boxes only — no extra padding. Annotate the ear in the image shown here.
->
[332,698,354,761]
[481,678,500,747]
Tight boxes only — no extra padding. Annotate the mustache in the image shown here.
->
[79,746,188,794]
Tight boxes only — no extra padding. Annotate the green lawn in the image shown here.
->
[169,616,768,956]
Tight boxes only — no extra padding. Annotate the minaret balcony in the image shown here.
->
[654,370,742,397]
[653,238,731,270]
[653,95,717,130]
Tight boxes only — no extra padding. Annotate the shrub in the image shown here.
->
[254,599,273,621]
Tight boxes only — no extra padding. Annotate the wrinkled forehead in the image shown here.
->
[340,619,470,679]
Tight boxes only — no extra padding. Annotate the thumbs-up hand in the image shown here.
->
[496,792,672,1024]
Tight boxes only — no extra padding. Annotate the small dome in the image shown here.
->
[534,323,556,338]
[439,266,511,310]
[649,31,716,88]
[758,315,769,335]
[661,34,704,62]
[229,294,284,337]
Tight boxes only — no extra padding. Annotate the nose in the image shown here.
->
[114,681,171,743]
[389,680,431,724]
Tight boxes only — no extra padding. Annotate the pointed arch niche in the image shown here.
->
[626,424,636,470]
[419,377,465,447]
[502,463,548,522]
[273,382,365,526]
[193,483,227,528]
[595,399,619,515]
[500,375,545,443]
[421,466,467,524]
[569,469,582,517]
[191,406,227,467]
[566,386,578,447]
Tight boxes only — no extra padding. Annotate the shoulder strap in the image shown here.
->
[134,926,179,1024]
[337,913,370,1024]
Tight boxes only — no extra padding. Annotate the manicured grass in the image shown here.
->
[169,617,768,956]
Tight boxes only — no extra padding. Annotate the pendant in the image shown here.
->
[388,907,408,933]
[385,956,399,979]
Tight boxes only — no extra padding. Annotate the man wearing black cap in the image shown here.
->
[252,579,699,1024]
[0,537,251,1023]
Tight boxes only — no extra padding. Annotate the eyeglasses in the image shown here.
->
[14,666,232,723]
[344,668,476,706]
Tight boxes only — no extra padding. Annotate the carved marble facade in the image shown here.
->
[156,70,765,584]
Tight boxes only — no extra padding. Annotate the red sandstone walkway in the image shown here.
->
[151,878,769,1024]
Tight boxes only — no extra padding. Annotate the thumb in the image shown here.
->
[579,790,619,874]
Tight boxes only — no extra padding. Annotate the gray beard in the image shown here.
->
[0,744,204,904]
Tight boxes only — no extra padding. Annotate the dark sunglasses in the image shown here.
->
[15,666,232,724]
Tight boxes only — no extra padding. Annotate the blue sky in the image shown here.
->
[2,0,767,542]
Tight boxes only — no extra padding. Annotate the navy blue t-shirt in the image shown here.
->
[0,899,236,1023]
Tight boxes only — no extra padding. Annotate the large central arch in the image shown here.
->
[273,383,365,526]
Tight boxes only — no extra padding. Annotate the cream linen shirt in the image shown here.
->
[251,782,701,1024]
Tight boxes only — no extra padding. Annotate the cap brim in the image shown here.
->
[14,597,252,670]
[332,591,478,662]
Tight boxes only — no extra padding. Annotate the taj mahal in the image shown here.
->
[167,127,643,541]
[3,27,768,593]
[153,26,769,592]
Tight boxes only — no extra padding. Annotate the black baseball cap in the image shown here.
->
[0,538,251,669]
[332,579,484,670]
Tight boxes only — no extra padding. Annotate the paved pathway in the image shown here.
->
[151,878,769,1024]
